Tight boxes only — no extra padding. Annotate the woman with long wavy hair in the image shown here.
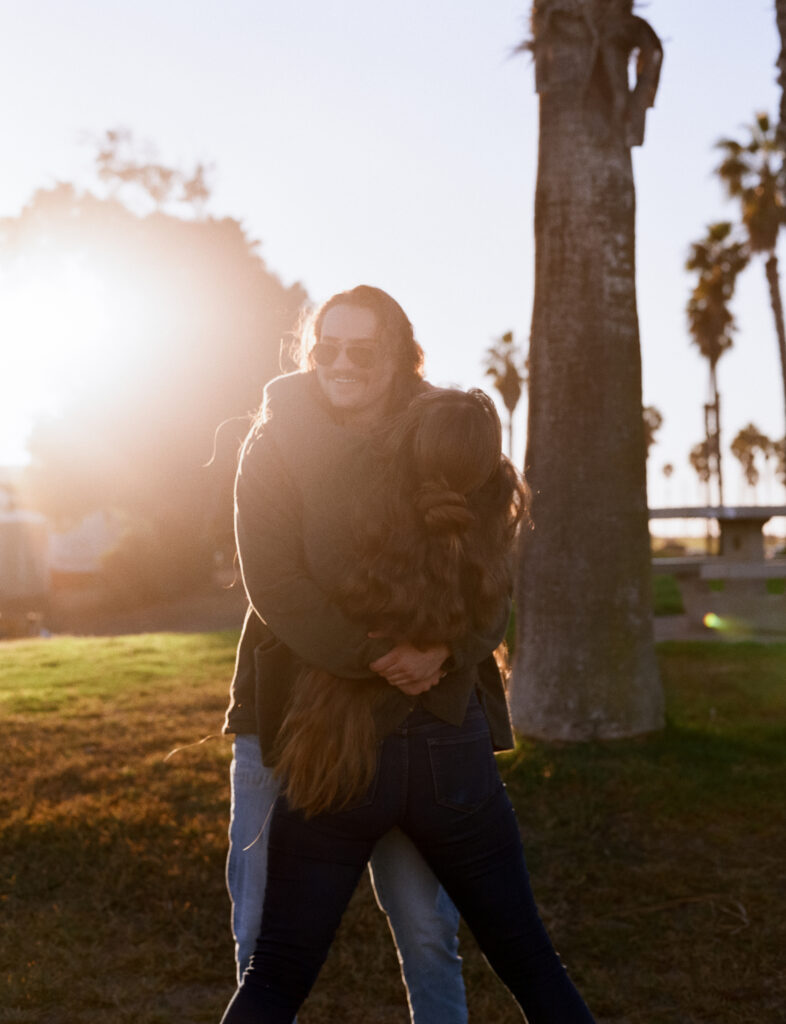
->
[273,387,523,817]
[220,384,595,1023]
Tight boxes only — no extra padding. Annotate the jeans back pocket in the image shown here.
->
[427,733,498,813]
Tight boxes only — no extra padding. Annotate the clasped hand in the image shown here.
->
[369,638,450,696]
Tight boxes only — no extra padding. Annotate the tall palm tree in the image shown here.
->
[510,0,664,742]
[716,114,786,436]
[484,330,527,462]
[776,0,786,144]
[685,222,749,506]
[771,0,786,500]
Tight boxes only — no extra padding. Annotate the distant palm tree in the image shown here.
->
[716,114,786,435]
[731,423,774,499]
[775,438,786,488]
[642,405,663,459]
[689,439,714,551]
[484,331,527,461]
[661,463,674,505]
[685,222,749,506]
[689,440,712,504]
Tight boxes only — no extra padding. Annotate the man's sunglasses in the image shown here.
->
[311,342,381,370]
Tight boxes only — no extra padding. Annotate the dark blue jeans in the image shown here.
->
[220,696,595,1023]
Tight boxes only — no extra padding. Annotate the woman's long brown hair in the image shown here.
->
[273,388,528,817]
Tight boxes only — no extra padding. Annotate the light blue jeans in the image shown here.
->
[226,733,468,1023]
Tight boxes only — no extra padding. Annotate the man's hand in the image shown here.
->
[369,640,450,696]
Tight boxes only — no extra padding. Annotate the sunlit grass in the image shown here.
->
[2,634,785,1022]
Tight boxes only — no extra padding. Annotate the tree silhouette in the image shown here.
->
[93,128,212,213]
[775,437,786,487]
[5,180,306,597]
[688,438,714,550]
[483,330,527,462]
[685,221,748,505]
[730,423,774,497]
[688,440,712,499]
[661,462,674,505]
[716,114,786,436]
[511,0,664,742]
[642,405,663,458]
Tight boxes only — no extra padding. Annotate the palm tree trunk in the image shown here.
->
[508,414,514,465]
[708,363,724,507]
[776,0,786,143]
[510,1,663,740]
[764,253,786,439]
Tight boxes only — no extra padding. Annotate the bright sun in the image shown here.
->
[1,253,124,465]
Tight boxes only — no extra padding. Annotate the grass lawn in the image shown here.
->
[1,634,784,1023]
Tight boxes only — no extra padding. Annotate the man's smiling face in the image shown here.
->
[314,304,398,425]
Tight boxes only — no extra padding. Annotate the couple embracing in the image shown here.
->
[219,285,595,1022]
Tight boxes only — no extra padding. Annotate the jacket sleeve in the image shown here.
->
[447,596,512,671]
[234,428,392,679]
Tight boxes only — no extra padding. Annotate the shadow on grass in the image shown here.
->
[2,634,785,1023]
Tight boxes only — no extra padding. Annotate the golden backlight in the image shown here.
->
[1,182,302,480]
[1,246,166,464]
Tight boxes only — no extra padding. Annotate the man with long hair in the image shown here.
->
[221,332,595,1022]
[223,286,469,1022]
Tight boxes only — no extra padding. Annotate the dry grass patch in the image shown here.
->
[1,634,784,1023]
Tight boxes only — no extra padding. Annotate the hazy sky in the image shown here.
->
[1,0,782,511]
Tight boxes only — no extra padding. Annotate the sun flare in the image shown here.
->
[1,249,153,464]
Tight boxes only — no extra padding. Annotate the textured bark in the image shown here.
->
[510,0,664,740]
